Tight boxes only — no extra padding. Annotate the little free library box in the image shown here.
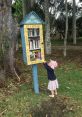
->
[20,11,45,65]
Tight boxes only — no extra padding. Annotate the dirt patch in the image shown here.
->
[30,96,78,117]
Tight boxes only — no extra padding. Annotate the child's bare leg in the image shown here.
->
[55,89,57,95]
[51,90,54,95]
[49,90,54,97]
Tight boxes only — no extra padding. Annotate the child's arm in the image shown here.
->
[43,62,53,71]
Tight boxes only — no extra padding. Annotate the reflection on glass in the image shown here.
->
[30,50,42,61]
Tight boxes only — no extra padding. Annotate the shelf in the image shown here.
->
[28,36,40,38]
[30,48,41,51]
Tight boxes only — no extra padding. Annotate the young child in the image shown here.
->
[43,59,59,97]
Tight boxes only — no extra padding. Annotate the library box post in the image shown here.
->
[20,11,45,65]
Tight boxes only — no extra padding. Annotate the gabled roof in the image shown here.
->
[20,11,44,25]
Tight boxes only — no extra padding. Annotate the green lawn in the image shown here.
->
[39,63,82,100]
[0,61,82,117]
[0,47,82,117]
[51,37,82,46]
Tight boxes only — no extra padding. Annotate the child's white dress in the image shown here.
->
[48,79,59,91]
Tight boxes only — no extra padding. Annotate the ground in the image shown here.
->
[0,42,82,117]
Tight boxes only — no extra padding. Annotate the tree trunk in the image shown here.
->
[22,0,35,17]
[22,0,28,17]
[44,0,51,55]
[0,0,17,76]
[64,0,68,57]
[73,0,76,45]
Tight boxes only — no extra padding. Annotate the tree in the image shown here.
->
[72,0,76,44]
[0,0,17,76]
[22,0,35,17]
[44,0,51,54]
[64,0,68,57]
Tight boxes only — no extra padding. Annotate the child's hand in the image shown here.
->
[43,60,46,63]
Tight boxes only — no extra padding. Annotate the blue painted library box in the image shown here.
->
[20,11,45,65]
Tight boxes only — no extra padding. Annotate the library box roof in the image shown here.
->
[20,11,44,26]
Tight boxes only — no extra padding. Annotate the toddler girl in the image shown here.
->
[43,59,59,97]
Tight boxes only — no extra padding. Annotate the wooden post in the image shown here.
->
[32,64,39,94]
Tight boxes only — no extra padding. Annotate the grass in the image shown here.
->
[0,48,82,116]
[51,37,82,46]
[39,62,82,96]
[57,64,82,101]
[0,83,48,117]
[0,61,82,117]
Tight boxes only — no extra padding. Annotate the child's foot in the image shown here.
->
[49,95,54,97]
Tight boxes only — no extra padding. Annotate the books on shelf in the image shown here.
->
[28,28,42,61]
[29,39,40,50]
[28,28,39,37]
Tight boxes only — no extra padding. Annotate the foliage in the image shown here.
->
[31,3,45,21]
[12,0,23,23]
[77,17,82,36]
[11,0,82,38]
[55,13,65,37]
